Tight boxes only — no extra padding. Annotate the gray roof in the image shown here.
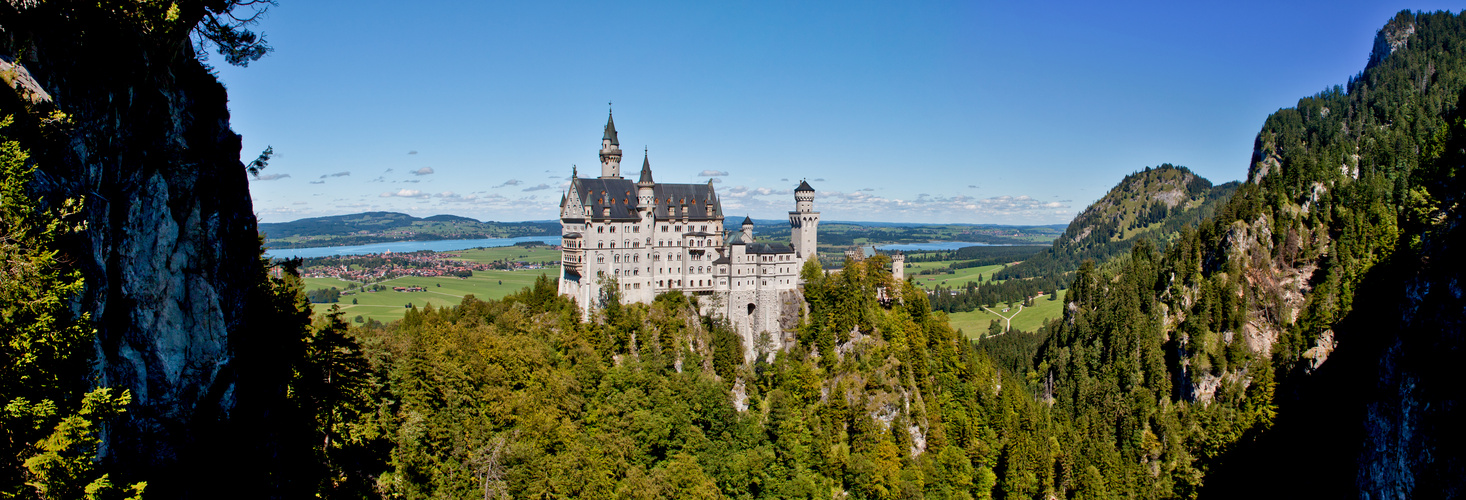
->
[565,177,723,221]
[795,180,815,192]
[741,216,753,226]
[603,112,619,145]
[569,177,641,220]
[650,183,722,220]
[747,242,794,254]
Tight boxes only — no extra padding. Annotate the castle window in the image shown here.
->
[613,254,620,263]
[701,225,707,232]
[633,269,639,276]
[597,255,604,263]
[609,226,616,233]
[614,269,620,276]
[633,254,640,263]
[597,227,604,233]
[661,225,668,232]
[610,242,616,248]
[598,242,604,249]
[633,226,640,233]
[658,280,663,287]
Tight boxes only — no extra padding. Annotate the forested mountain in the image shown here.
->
[2,4,1464,499]
[259,212,558,248]
[994,164,1238,282]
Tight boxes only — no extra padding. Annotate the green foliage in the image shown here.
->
[0,118,140,496]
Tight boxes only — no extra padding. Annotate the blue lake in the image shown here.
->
[264,236,563,260]
[875,241,1012,251]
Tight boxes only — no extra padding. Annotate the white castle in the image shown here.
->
[558,111,820,356]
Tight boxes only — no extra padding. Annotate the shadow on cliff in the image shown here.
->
[1201,213,1465,498]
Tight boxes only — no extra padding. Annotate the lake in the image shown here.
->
[264,236,563,260]
[874,241,1009,251]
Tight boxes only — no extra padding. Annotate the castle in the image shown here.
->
[558,111,820,357]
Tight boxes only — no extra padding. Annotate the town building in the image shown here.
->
[558,111,819,358]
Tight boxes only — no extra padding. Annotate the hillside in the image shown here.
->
[995,163,1238,281]
[259,211,559,249]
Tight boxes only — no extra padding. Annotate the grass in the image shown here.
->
[304,277,360,291]
[947,289,1067,340]
[910,263,1006,289]
[308,266,560,323]
[443,246,560,264]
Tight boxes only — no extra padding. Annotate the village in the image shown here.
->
[299,248,557,283]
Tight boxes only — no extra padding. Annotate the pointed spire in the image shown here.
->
[795,178,814,192]
[638,149,654,186]
[742,216,753,226]
[602,108,619,146]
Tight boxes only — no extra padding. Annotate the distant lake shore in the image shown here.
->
[265,236,563,260]
[874,241,1046,251]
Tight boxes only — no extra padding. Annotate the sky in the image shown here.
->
[225,1,1465,225]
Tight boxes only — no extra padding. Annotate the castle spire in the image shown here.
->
[599,108,624,178]
[602,109,619,146]
[638,149,654,186]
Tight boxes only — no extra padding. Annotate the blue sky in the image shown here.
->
[226,1,1464,224]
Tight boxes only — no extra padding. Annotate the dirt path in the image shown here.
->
[982,304,1024,335]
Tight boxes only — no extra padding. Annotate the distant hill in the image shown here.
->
[994,164,1238,280]
[259,212,559,249]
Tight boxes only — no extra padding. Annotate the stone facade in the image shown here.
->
[559,112,818,359]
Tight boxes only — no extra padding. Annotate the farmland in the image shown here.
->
[305,267,560,323]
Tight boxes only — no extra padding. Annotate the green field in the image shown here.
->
[444,246,560,264]
[304,277,361,291]
[910,263,1006,289]
[308,267,560,323]
[947,289,1067,339]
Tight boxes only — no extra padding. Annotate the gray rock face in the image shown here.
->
[0,14,290,496]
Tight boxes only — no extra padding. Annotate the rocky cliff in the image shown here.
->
[0,4,299,496]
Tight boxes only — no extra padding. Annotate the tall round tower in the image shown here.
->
[789,180,820,261]
[600,109,622,178]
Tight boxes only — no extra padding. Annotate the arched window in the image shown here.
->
[597,226,604,233]
[613,254,620,263]
[633,254,640,263]
[609,226,616,233]
[597,255,605,263]
[598,242,604,248]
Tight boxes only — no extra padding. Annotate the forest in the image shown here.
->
[0,4,1464,499]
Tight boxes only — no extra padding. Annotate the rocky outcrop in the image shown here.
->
[0,6,296,497]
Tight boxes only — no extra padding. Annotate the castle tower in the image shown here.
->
[789,180,819,261]
[600,109,623,178]
[741,215,754,241]
[892,252,905,281]
[637,150,655,207]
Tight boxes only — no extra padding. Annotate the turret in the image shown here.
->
[794,179,815,213]
[741,215,754,241]
[600,110,622,178]
[637,150,655,207]
[789,180,820,261]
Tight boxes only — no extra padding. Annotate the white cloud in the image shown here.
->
[309,180,325,184]
[522,184,552,192]
[381,189,429,198]
[330,171,351,177]
[495,179,523,188]
[699,170,729,177]
[411,166,435,176]
[253,173,290,181]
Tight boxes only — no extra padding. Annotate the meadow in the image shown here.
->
[946,288,1067,339]
[441,246,560,264]
[908,263,1007,289]
[305,267,560,323]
